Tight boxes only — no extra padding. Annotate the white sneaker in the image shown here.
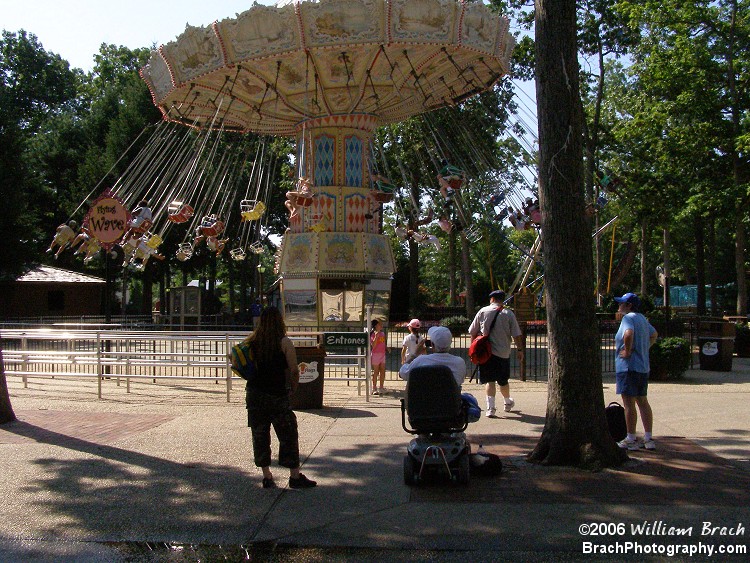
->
[486,408,496,418]
[643,439,656,450]
[371,388,379,396]
[617,438,640,450]
[504,398,515,412]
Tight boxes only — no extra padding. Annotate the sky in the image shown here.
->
[1,0,277,72]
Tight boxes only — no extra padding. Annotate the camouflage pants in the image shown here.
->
[246,387,300,469]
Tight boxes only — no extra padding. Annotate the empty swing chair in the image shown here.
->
[370,174,396,204]
[240,200,266,221]
[230,247,247,261]
[168,201,195,223]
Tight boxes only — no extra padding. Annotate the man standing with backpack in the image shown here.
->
[468,290,524,417]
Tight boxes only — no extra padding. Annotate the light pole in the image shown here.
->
[257,264,266,306]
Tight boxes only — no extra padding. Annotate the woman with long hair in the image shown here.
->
[243,307,317,489]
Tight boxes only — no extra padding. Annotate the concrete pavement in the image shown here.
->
[1,359,749,561]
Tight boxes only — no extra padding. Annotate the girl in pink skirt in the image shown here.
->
[370,319,387,395]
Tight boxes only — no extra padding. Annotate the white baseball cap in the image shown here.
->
[427,326,452,350]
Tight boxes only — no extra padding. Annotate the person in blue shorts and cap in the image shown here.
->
[614,292,658,450]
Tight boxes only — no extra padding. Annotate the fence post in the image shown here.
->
[520,324,527,382]
[225,334,232,402]
[96,332,102,399]
[21,336,28,388]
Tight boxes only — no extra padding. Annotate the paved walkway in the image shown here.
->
[1,359,749,561]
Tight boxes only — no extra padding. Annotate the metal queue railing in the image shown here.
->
[1,329,369,401]
[1,319,702,400]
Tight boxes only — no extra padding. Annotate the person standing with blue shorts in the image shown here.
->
[614,293,658,450]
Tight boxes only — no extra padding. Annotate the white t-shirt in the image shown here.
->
[468,305,522,359]
[398,352,466,388]
[401,332,424,363]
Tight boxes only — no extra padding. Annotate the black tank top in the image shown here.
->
[248,342,288,396]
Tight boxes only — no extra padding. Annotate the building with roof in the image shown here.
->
[0,266,105,318]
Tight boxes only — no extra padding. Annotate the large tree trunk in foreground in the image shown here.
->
[528,0,625,469]
[0,348,17,424]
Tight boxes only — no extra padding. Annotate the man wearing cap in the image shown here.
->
[614,292,658,450]
[399,326,466,387]
[468,290,523,417]
[401,319,426,365]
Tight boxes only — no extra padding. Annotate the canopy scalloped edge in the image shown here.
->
[140,0,516,135]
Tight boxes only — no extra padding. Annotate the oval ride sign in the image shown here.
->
[84,191,131,249]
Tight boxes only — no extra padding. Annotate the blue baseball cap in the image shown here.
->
[614,292,641,309]
[489,290,506,300]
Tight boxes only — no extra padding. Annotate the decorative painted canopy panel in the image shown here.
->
[278,232,395,277]
[140,0,515,135]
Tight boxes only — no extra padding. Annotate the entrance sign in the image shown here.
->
[84,190,131,249]
[323,332,368,348]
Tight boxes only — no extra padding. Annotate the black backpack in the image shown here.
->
[605,402,627,442]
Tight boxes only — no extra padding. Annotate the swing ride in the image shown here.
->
[137,0,516,326]
[47,1,527,328]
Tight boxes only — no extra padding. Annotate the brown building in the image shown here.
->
[0,266,105,318]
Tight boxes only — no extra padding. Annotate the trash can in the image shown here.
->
[698,320,734,371]
[291,346,325,409]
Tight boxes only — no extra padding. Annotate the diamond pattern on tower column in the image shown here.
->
[345,135,363,187]
[345,194,366,232]
[315,135,335,186]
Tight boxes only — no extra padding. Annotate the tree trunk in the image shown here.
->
[408,238,419,317]
[640,219,648,296]
[708,219,718,316]
[727,0,748,316]
[528,0,625,469]
[663,228,671,330]
[461,232,474,317]
[449,230,457,305]
[142,265,154,316]
[0,348,16,424]
[735,210,747,316]
[228,258,236,314]
[695,214,706,316]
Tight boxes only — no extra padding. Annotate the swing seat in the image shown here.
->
[200,220,225,237]
[176,243,193,261]
[465,226,482,243]
[207,236,226,253]
[230,247,247,261]
[447,177,464,190]
[438,218,453,233]
[249,241,264,254]
[240,200,266,221]
[489,194,505,206]
[129,217,152,234]
[168,203,194,223]
[371,190,394,204]
[294,195,315,208]
[145,233,163,250]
